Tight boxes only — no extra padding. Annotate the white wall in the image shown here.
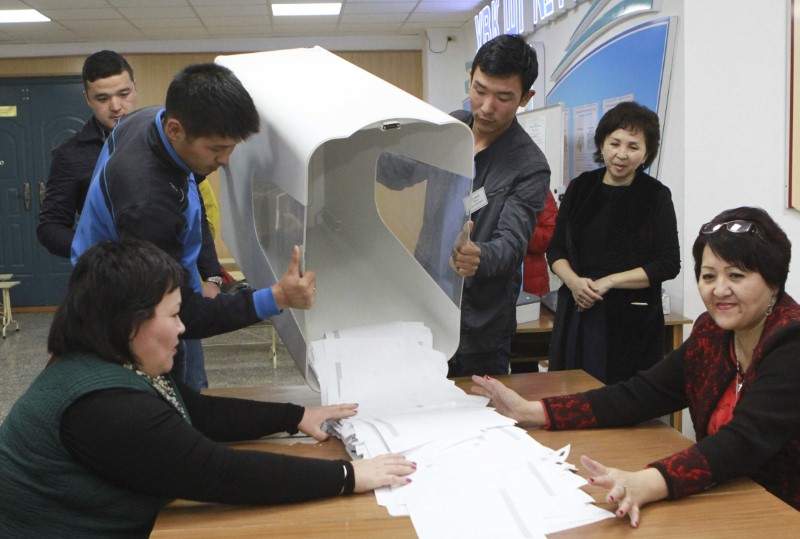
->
[683,0,798,321]
[423,26,476,113]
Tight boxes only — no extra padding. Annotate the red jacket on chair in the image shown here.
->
[523,190,557,295]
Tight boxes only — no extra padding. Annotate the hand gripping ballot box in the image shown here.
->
[215,48,474,388]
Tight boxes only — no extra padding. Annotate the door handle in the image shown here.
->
[23,182,31,211]
[38,181,45,206]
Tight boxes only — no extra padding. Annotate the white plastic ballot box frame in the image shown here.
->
[215,47,474,388]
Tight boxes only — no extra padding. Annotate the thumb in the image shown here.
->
[285,245,301,276]
[456,220,473,249]
[580,454,606,475]
[309,427,330,442]
[465,221,476,245]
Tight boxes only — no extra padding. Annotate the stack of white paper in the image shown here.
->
[308,322,613,538]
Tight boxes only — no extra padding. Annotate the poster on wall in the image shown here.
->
[517,103,564,194]
[546,17,676,185]
[573,103,598,178]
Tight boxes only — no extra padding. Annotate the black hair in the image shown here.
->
[593,101,661,169]
[165,63,259,141]
[82,50,134,88]
[471,33,539,95]
[48,240,184,367]
[692,207,791,294]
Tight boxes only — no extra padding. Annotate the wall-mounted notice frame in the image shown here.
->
[517,103,564,196]
[546,17,676,185]
[790,0,800,209]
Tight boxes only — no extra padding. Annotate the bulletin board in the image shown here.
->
[790,0,800,209]
[546,17,677,185]
[517,103,564,197]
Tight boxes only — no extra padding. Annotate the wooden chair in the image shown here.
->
[1,278,21,338]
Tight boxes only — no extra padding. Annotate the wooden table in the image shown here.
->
[515,310,693,431]
[152,371,800,538]
[515,310,693,355]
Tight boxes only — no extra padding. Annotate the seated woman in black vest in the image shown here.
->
[0,239,414,537]
[473,207,800,525]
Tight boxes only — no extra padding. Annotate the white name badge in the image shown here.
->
[468,187,488,214]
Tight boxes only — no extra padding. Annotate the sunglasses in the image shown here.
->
[699,220,767,244]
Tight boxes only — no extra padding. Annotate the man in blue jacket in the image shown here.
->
[72,63,316,383]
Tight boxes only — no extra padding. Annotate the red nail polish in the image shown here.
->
[609,496,615,503]
[485,375,493,380]
[587,477,595,484]
[406,478,412,483]
[617,510,624,517]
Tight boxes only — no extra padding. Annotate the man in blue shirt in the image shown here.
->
[73,63,316,378]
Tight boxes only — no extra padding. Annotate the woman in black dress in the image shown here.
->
[546,102,680,384]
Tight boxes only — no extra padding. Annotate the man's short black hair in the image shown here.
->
[165,63,259,141]
[471,33,539,95]
[48,239,184,368]
[82,50,134,88]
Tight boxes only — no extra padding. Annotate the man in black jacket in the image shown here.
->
[448,34,551,377]
[37,50,137,259]
[38,51,224,289]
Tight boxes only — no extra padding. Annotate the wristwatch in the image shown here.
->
[206,276,223,288]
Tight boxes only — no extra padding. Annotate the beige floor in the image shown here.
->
[0,312,306,423]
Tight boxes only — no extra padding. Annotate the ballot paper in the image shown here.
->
[309,322,614,537]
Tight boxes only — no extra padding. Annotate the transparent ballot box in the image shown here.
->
[215,47,473,387]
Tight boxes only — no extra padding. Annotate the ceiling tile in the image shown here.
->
[34,8,123,21]
[200,16,272,27]
[0,0,480,45]
[342,3,417,15]
[23,0,111,8]
[190,0,264,5]
[141,26,210,39]
[206,25,273,37]
[117,6,197,18]
[128,17,205,29]
[0,0,32,8]
[194,4,269,17]
[107,0,188,6]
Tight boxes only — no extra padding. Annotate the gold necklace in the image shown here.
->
[733,337,757,399]
[734,360,743,398]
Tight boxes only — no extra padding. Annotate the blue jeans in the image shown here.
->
[171,339,208,391]
[447,337,512,377]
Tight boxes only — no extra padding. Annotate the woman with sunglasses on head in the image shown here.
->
[0,239,415,538]
[472,206,800,526]
[547,102,680,384]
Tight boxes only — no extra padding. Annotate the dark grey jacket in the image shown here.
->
[451,110,550,354]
